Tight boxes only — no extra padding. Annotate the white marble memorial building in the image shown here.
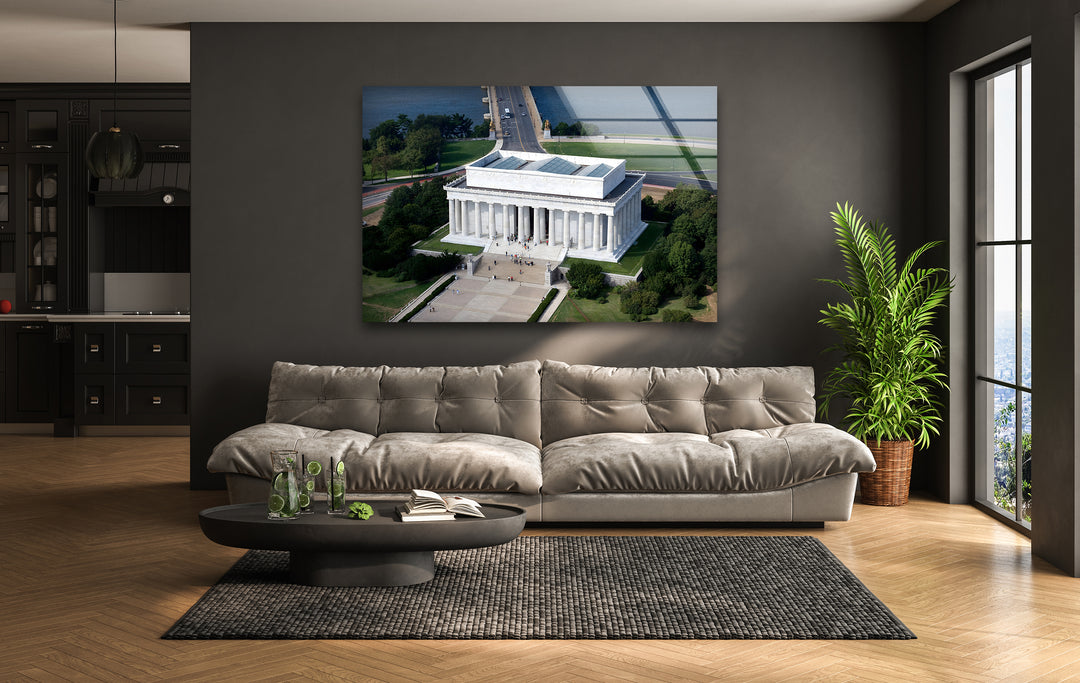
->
[443,151,647,262]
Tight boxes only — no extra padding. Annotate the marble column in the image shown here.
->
[517,205,525,242]
[470,201,479,236]
[593,212,603,251]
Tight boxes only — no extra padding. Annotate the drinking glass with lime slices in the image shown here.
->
[327,458,347,515]
[267,450,301,520]
[298,458,321,514]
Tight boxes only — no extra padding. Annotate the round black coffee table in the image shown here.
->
[199,501,526,587]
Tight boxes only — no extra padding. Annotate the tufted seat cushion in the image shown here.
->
[542,432,725,494]
[707,423,876,491]
[207,423,376,480]
[540,423,874,494]
[347,432,543,494]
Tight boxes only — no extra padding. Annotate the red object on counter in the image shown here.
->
[0,299,11,314]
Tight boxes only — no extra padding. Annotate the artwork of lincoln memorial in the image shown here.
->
[443,151,647,263]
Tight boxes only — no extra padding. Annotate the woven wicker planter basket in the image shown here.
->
[859,440,914,506]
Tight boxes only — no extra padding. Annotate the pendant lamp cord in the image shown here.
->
[112,0,118,128]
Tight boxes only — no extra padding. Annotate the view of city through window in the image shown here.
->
[976,59,1031,526]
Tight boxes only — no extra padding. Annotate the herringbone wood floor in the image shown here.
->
[2,435,1079,682]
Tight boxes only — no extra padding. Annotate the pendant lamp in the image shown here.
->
[86,0,143,179]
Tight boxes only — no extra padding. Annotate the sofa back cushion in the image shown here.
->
[265,360,543,447]
[540,361,815,444]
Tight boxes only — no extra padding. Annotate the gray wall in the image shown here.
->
[190,24,925,485]
[926,0,1080,575]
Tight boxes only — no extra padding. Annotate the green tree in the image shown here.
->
[566,262,607,299]
[400,147,424,175]
[618,283,659,319]
[668,240,701,280]
[994,401,1032,520]
[369,120,405,149]
[661,309,694,322]
[371,153,394,182]
[405,126,442,168]
[471,122,490,138]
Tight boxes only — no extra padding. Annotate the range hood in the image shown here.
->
[91,162,190,207]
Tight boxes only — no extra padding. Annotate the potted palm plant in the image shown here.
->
[818,203,954,505]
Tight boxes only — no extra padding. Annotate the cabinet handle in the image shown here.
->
[152,396,163,406]
[20,324,44,330]
[89,344,100,353]
[30,305,52,311]
[89,396,100,406]
[158,144,181,150]
[31,144,54,150]
[152,344,162,353]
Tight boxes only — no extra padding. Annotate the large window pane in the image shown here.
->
[1021,244,1031,389]
[992,385,1017,515]
[989,245,1016,384]
[975,57,1031,529]
[1020,63,1031,240]
[991,69,1016,241]
[1021,392,1032,523]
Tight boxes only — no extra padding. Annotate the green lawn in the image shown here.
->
[362,272,435,322]
[550,293,698,323]
[364,139,494,181]
[439,139,495,169]
[415,226,483,254]
[540,141,716,176]
[561,222,664,276]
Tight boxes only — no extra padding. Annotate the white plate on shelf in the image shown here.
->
[35,174,57,199]
[33,236,57,266]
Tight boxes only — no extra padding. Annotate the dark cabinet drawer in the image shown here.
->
[118,323,189,373]
[76,374,115,425]
[118,375,189,425]
[75,323,115,374]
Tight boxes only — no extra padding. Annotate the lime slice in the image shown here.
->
[305,479,315,492]
[336,461,345,475]
[331,481,345,497]
[272,473,288,492]
[306,461,322,476]
[298,492,311,508]
[268,494,285,512]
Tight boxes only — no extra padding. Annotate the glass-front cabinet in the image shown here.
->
[15,155,67,312]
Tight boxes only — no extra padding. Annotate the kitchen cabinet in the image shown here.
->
[72,321,190,428]
[0,325,5,419]
[4,321,58,422]
[14,154,68,312]
[15,100,69,154]
[0,102,12,281]
[0,100,13,154]
[90,99,190,156]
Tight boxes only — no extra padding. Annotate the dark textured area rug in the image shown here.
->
[165,535,914,640]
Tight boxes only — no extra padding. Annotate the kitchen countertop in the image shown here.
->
[0,314,190,322]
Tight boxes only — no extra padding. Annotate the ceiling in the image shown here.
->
[0,0,961,83]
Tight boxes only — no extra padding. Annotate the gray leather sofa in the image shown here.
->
[207,360,876,522]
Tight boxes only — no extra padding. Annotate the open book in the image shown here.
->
[399,489,485,521]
